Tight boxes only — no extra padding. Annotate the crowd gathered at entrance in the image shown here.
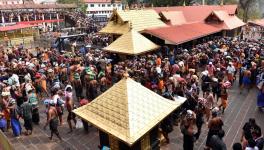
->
[0,35,264,150]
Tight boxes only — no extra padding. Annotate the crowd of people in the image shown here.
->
[0,34,264,150]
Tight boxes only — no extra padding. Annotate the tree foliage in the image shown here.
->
[238,0,259,22]
[57,0,87,12]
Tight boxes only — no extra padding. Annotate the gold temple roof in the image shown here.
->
[99,9,167,34]
[103,30,160,55]
[99,21,130,35]
[73,78,186,146]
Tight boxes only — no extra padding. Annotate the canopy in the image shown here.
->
[103,30,160,55]
[0,24,37,32]
[73,78,186,146]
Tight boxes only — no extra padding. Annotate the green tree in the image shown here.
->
[239,0,258,22]
[57,0,87,13]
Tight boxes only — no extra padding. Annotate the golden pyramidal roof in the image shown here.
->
[103,30,160,55]
[73,78,186,146]
[99,9,167,34]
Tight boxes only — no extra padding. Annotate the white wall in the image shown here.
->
[86,2,123,18]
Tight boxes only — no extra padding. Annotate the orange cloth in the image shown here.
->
[221,94,228,108]
[41,79,47,92]
[221,98,228,108]
[227,73,234,81]
[158,80,164,90]
[43,53,49,61]
[3,109,10,121]
[156,58,161,66]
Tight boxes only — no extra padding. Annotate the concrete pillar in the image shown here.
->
[34,14,37,21]
[2,15,5,26]
[26,14,29,21]
[18,15,21,22]
[49,13,52,20]
[56,13,60,25]
[42,14,44,20]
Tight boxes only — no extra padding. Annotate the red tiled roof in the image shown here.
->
[249,19,264,27]
[17,19,64,25]
[160,11,186,25]
[153,5,237,23]
[144,22,222,45]
[206,11,245,30]
[0,24,37,32]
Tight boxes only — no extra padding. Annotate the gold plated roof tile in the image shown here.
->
[103,30,160,55]
[100,10,167,34]
[74,78,186,146]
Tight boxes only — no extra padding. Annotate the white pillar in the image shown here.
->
[18,15,21,22]
[49,14,52,20]
[56,13,59,25]
[2,15,5,27]
[42,14,44,20]
[34,15,37,21]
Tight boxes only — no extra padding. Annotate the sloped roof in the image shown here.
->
[103,30,160,55]
[160,11,186,25]
[144,22,222,45]
[248,19,264,28]
[100,9,167,34]
[207,11,245,30]
[99,21,130,35]
[153,5,237,23]
[0,24,37,32]
[73,78,186,145]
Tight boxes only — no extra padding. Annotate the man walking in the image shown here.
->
[44,102,62,141]
[21,98,33,135]
[65,91,76,133]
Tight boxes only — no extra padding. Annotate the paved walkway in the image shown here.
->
[4,82,264,150]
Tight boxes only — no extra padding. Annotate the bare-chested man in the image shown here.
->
[204,90,215,122]
[65,90,76,133]
[44,102,62,141]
